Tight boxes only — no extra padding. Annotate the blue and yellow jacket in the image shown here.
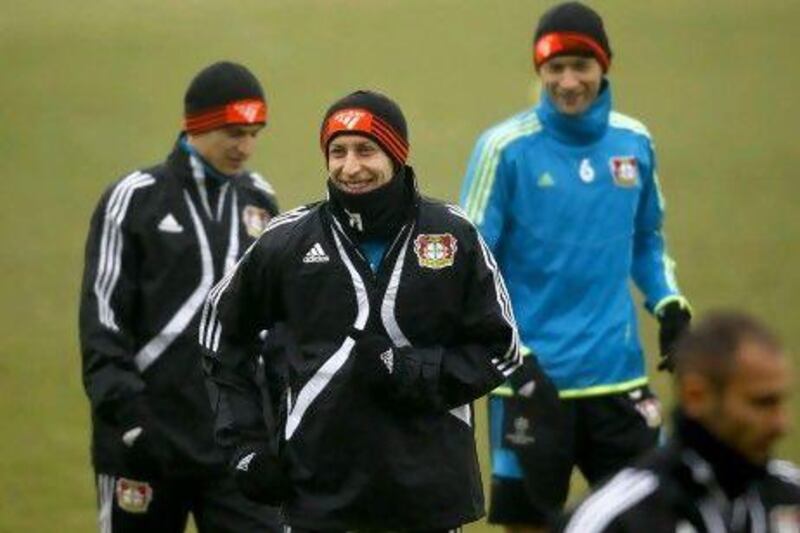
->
[460,81,687,398]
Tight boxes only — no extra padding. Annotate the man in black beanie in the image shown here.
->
[79,61,281,532]
[460,2,692,532]
[200,89,531,531]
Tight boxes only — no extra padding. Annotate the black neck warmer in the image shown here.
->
[327,166,415,241]
[675,410,767,499]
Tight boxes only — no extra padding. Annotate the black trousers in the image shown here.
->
[95,471,282,533]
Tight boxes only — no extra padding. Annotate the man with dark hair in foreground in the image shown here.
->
[560,311,799,532]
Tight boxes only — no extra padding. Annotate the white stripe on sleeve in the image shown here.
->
[93,172,155,331]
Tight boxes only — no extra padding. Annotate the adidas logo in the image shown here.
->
[379,349,394,374]
[537,173,555,188]
[333,110,366,130]
[236,452,256,472]
[302,243,330,264]
[233,101,262,123]
[157,213,183,233]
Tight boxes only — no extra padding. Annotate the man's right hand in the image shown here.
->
[115,398,168,479]
[121,424,167,479]
[233,444,291,505]
[508,353,559,404]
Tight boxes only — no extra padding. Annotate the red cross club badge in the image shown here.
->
[115,477,153,514]
[414,233,458,269]
[242,205,272,238]
[609,156,639,187]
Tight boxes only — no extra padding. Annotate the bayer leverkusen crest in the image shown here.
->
[609,156,639,187]
[414,233,457,269]
[115,477,153,514]
[242,205,272,238]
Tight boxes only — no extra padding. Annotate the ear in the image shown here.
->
[679,373,714,419]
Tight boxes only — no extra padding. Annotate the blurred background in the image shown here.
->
[1,0,798,530]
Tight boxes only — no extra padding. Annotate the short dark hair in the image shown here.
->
[674,310,782,390]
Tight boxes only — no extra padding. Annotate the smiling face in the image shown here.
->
[188,123,264,175]
[539,54,604,115]
[327,134,394,195]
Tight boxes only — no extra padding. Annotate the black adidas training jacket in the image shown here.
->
[559,415,800,532]
[200,171,521,530]
[79,142,278,477]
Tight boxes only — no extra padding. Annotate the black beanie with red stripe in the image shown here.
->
[533,2,612,72]
[183,61,267,134]
[320,90,409,166]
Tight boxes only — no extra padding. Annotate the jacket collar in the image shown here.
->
[326,166,421,244]
[166,135,234,187]
[535,79,611,145]
[675,410,767,500]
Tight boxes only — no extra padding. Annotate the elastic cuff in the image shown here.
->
[653,295,692,317]
[113,395,151,431]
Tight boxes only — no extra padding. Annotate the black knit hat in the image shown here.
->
[183,61,267,134]
[533,2,612,71]
[320,90,409,165]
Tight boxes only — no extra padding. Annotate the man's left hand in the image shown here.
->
[352,334,398,388]
[656,299,692,372]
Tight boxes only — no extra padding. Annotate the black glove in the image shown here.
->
[352,333,449,413]
[351,334,401,389]
[501,354,563,462]
[115,399,169,479]
[656,299,692,372]
[232,444,291,505]
[508,354,560,408]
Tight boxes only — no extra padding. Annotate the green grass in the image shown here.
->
[1,0,798,530]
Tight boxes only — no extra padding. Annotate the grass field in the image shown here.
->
[1,0,799,530]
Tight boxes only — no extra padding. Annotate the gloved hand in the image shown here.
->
[115,399,169,479]
[656,299,692,372]
[232,444,291,505]
[351,334,401,389]
[501,354,563,454]
[508,354,560,407]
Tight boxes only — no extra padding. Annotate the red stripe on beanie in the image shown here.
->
[372,120,409,162]
[321,108,409,164]
[534,32,610,72]
[185,99,267,134]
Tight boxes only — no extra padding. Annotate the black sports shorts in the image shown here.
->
[487,386,661,527]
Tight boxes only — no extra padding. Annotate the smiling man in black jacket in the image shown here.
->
[79,61,280,532]
[200,90,528,532]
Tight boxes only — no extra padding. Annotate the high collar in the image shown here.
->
[168,134,232,186]
[675,410,768,499]
[327,166,420,242]
[535,79,611,145]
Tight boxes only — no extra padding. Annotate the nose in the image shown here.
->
[237,134,258,158]
[341,151,361,177]
[560,69,580,90]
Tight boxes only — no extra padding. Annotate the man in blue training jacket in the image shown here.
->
[459,3,692,532]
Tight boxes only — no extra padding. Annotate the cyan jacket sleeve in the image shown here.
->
[631,140,685,313]
[79,175,154,425]
[199,239,279,454]
[459,130,512,252]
